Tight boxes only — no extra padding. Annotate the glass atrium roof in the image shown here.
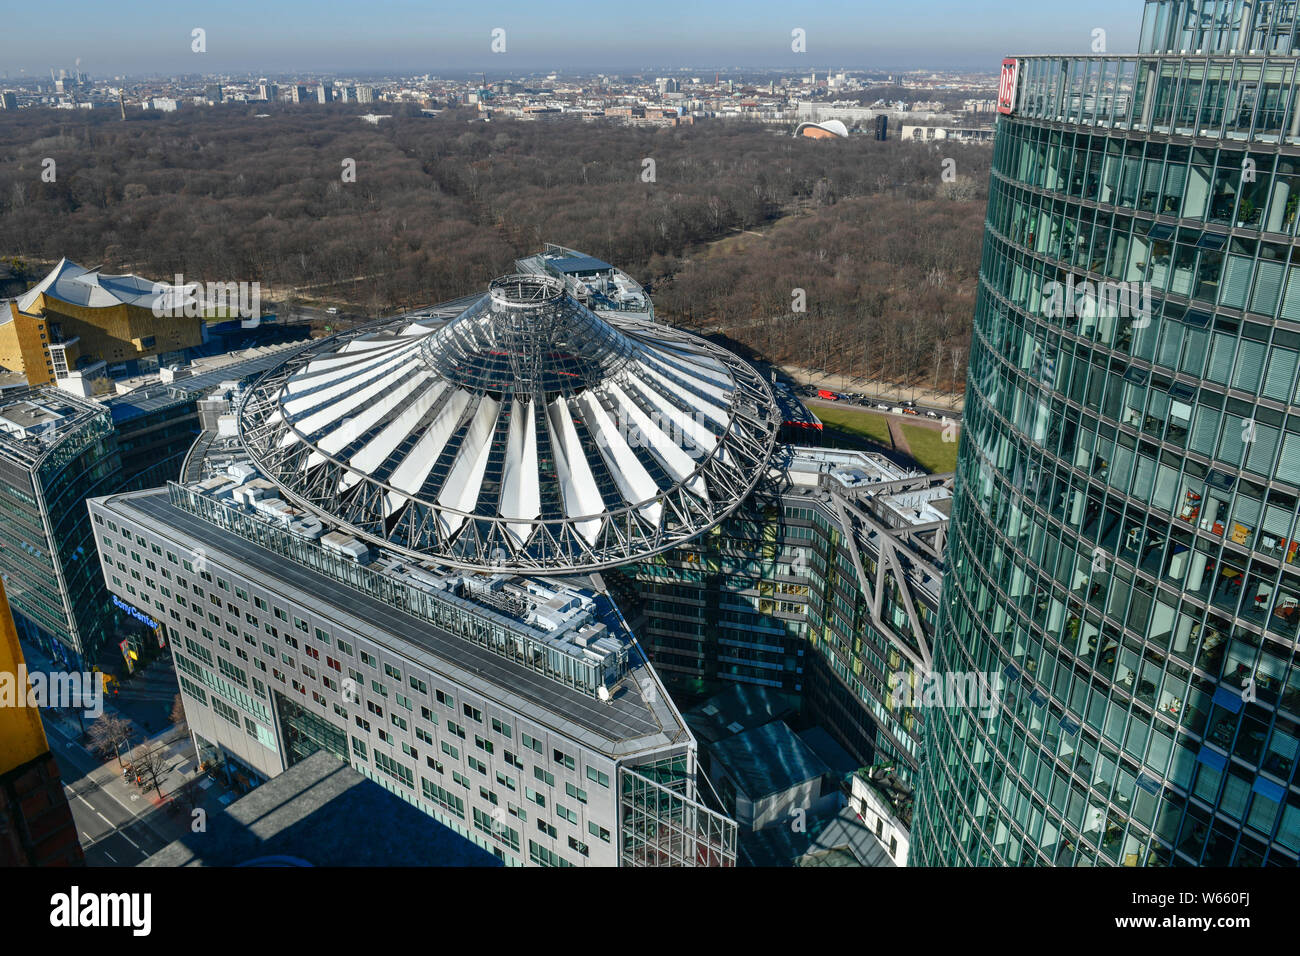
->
[238,275,780,572]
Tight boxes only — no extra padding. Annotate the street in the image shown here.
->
[23,647,237,866]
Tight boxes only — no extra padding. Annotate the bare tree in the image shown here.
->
[87,713,136,766]
[130,741,169,797]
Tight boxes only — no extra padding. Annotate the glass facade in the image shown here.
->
[621,467,948,780]
[914,8,1300,866]
[0,403,122,669]
[619,759,737,867]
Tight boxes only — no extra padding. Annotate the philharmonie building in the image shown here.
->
[89,248,952,866]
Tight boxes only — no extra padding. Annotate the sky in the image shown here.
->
[0,0,1144,77]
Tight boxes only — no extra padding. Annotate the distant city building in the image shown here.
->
[900,124,994,143]
[204,83,224,104]
[794,119,849,140]
[0,92,17,110]
[355,85,373,104]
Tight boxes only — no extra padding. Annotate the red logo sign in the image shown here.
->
[998,58,1019,115]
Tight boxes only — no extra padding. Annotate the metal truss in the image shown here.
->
[234,294,781,574]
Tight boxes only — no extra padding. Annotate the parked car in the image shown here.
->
[326,307,340,315]
[903,408,920,416]
[875,403,889,411]
[817,389,839,401]
[925,410,940,418]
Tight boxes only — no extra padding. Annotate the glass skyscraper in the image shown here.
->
[915,1,1300,865]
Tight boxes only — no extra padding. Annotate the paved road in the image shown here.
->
[45,717,194,866]
[26,648,233,866]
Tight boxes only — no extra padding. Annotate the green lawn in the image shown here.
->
[901,423,960,475]
[815,404,893,446]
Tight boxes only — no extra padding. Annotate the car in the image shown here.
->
[326,307,340,315]
[926,410,940,418]
[875,403,889,411]
[904,408,920,415]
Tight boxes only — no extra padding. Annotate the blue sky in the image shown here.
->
[0,0,1144,76]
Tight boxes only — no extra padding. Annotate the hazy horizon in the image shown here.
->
[1,0,1142,76]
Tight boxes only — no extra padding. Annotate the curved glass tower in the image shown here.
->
[915,1,1300,865]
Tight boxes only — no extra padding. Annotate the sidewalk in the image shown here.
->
[43,707,237,859]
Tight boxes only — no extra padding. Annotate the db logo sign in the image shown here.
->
[999,58,1020,115]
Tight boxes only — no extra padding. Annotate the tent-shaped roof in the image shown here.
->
[17,258,190,314]
[239,274,779,572]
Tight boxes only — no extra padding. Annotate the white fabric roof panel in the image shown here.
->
[435,395,502,537]
[500,400,541,545]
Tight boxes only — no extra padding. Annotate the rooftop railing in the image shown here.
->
[165,480,629,696]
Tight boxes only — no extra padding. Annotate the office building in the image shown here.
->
[914,0,1300,866]
[620,446,950,776]
[0,391,122,669]
[89,272,782,865]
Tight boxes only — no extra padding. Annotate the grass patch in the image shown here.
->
[815,404,893,446]
[901,423,960,474]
